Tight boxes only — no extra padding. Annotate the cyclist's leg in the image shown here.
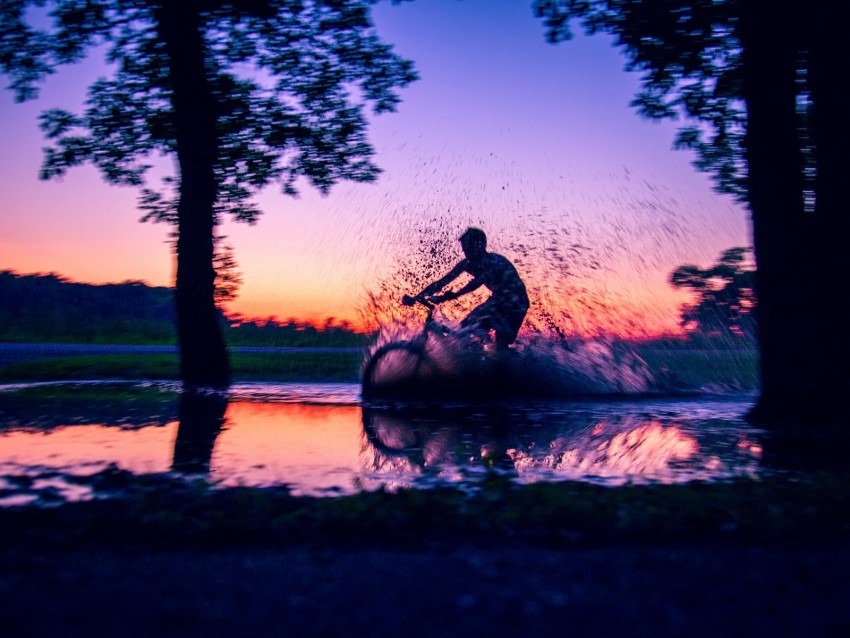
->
[458,305,496,346]
[461,299,500,333]
[461,302,489,329]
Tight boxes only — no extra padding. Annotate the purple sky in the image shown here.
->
[0,0,750,332]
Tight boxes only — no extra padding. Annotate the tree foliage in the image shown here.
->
[532,1,850,424]
[533,0,748,199]
[0,269,177,343]
[1,0,417,223]
[532,1,835,215]
[1,0,416,388]
[670,247,755,341]
[212,235,242,306]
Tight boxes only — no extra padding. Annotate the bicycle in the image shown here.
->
[361,295,454,401]
[362,292,530,402]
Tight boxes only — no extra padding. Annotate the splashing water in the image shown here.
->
[361,322,663,401]
[340,153,753,396]
[359,223,677,400]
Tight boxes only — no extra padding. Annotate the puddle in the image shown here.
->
[0,381,764,504]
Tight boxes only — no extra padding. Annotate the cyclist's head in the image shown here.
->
[460,227,487,258]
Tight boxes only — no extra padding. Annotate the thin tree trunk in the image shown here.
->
[156,2,230,390]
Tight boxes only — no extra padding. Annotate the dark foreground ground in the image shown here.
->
[2,471,850,637]
[4,544,850,638]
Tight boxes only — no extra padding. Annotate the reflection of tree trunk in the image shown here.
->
[761,429,850,475]
[156,4,230,390]
[741,3,817,425]
[172,391,228,474]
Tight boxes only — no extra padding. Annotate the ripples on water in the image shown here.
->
[0,380,763,506]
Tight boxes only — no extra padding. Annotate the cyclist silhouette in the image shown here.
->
[407,227,529,348]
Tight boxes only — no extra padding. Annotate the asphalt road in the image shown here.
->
[0,342,361,367]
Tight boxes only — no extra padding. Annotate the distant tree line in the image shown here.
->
[0,270,176,344]
[3,263,760,348]
[225,316,369,348]
[0,270,368,347]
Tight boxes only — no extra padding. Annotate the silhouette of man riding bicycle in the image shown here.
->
[363,228,529,400]
[404,227,529,349]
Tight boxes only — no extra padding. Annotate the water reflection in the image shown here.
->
[362,402,762,488]
[0,381,178,429]
[0,382,765,504]
[172,392,228,474]
[209,401,366,492]
[760,428,850,475]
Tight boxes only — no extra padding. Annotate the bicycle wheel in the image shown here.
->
[361,406,425,462]
[362,341,432,400]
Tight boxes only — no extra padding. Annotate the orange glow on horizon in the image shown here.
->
[2,255,689,337]
[362,271,688,339]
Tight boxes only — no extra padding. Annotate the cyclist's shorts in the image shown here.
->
[461,297,529,346]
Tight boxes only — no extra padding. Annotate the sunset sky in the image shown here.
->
[0,0,750,336]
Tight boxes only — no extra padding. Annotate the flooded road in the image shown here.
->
[0,381,763,505]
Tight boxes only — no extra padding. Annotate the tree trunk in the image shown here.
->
[156,2,230,390]
[807,2,850,425]
[740,2,816,425]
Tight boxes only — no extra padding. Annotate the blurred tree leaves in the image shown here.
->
[533,0,747,199]
[670,247,756,341]
[1,0,416,387]
[1,0,418,223]
[532,1,850,423]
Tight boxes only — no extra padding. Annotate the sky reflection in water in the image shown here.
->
[0,382,763,504]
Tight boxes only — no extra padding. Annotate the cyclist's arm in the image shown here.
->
[417,261,467,298]
[438,277,482,301]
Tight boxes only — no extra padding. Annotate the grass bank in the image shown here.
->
[636,348,759,391]
[1,468,848,550]
[0,347,759,389]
